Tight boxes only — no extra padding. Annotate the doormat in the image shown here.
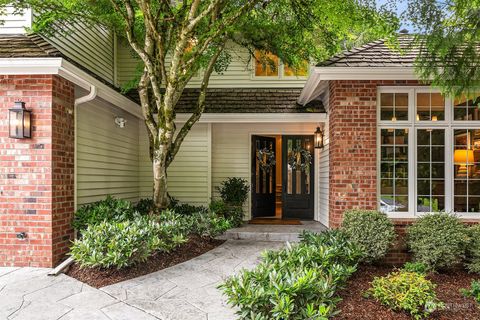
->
[248,218,302,225]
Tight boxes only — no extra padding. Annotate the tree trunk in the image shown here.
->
[153,155,170,209]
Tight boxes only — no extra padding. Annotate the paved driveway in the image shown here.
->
[0,240,284,320]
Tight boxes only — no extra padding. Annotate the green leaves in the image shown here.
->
[406,212,468,271]
[461,280,480,303]
[366,270,444,319]
[219,230,361,319]
[341,209,396,263]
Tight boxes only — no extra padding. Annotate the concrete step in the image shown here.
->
[217,221,327,242]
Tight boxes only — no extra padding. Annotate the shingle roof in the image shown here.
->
[0,34,61,58]
[317,36,418,67]
[169,88,324,113]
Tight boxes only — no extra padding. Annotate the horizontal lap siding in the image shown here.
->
[47,23,114,83]
[211,123,318,220]
[117,42,306,88]
[0,7,31,34]
[77,98,140,205]
[138,122,210,206]
[318,123,329,226]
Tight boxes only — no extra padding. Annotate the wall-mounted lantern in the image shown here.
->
[314,126,324,149]
[9,102,32,139]
[114,116,127,128]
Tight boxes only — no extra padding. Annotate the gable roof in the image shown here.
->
[0,33,61,58]
[317,36,418,68]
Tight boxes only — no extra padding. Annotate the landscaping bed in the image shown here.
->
[335,265,480,320]
[66,235,224,288]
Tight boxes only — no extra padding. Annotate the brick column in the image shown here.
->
[328,80,378,228]
[0,75,75,267]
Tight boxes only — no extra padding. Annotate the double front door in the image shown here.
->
[251,135,314,219]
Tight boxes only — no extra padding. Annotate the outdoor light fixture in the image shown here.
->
[314,126,324,149]
[114,116,127,128]
[9,101,32,139]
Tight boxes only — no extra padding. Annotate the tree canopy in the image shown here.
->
[3,0,399,207]
[403,0,480,97]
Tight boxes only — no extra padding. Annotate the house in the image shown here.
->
[0,9,479,267]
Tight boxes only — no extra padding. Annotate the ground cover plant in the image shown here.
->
[220,230,362,319]
[365,270,444,319]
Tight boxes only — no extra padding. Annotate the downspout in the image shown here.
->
[48,77,97,276]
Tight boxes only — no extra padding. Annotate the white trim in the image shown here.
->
[207,123,212,201]
[0,57,143,118]
[175,113,326,123]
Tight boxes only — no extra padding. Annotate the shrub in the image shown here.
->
[402,262,428,274]
[406,212,467,270]
[170,201,208,216]
[366,271,444,319]
[465,225,480,273]
[220,233,360,319]
[209,199,244,227]
[341,209,396,263]
[187,211,233,238]
[70,214,187,269]
[134,198,155,214]
[217,177,249,206]
[461,280,480,303]
[72,195,138,232]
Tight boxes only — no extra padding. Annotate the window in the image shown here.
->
[254,50,308,78]
[378,88,480,217]
[380,129,409,213]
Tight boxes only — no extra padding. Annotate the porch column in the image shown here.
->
[0,75,75,267]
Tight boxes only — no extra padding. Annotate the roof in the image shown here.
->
[0,34,61,58]
[153,88,324,113]
[317,36,418,68]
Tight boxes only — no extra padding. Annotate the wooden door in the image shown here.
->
[251,135,276,217]
[282,135,314,219]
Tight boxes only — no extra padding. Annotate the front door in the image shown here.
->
[282,135,314,219]
[251,135,276,217]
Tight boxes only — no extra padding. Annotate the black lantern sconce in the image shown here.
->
[9,102,32,139]
[314,126,324,149]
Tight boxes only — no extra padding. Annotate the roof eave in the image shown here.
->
[313,66,418,80]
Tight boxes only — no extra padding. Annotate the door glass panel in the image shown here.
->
[295,139,302,194]
[287,139,293,194]
[417,129,445,212]
[305,138,312,195]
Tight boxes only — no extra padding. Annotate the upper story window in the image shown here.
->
[254,50,308,78]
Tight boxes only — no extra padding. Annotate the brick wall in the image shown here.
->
[0,75,75,267]
[328,80,422,228]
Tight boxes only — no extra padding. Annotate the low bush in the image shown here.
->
[406,212,467,270]
[217,177,249,206]
[187,211,233,238]
[341,209,396,263]
[465,225,480,273]
[72,195,139,232]
[402,261,428,274]
[134,198,155,214]
[366,271,444,319]
[209,199,244,227]
[70,214,187,269]
[461,280,480,304]
[170,201,208,216]
[220,231,361,319]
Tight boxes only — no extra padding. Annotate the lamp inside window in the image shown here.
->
[9,102,32,139]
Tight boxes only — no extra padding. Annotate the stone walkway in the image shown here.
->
[0,240,284,320]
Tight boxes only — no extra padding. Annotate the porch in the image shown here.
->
[218,220,327,242]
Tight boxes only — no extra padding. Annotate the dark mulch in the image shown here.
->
[65,235,224,288]
[334,265,480,320]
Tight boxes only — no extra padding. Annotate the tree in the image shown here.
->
[5,0,398,208]
[404,0,480,97]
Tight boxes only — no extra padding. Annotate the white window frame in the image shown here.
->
[250,52,309,80]
[377,86,480,219]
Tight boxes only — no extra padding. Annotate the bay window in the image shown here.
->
[378,88,480,217]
